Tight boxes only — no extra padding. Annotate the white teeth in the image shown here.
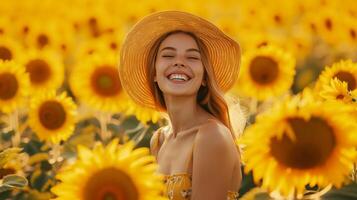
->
[168,74,189,81]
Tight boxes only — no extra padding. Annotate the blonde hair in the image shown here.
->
[147,30,245,139]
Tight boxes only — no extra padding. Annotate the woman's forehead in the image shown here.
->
[159,32,199,51]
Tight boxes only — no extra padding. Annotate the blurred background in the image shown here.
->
[0,0,356,199]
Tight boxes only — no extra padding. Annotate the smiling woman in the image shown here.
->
[149,32,205,101]
[119,11,244,200]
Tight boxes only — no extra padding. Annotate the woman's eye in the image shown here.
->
[188,57,199,60]
[162,55,174,58]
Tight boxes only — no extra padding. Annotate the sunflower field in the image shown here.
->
[0,0,356,199]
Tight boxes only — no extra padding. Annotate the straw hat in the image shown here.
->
[119,10,241,109]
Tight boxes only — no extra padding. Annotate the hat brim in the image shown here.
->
[119,10,241,109]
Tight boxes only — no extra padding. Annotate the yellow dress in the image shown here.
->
[152,127,239,200]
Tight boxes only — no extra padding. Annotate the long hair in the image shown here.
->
[147,30,244,139]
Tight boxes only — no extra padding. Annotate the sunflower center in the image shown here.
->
[324,18,332,31]
[336,94,344,99]
[23,26,30,35]
[88,17,98,26]
[0,73,18,100]
[310,23,317,33]
[350,28,356,40]
[37,34,49,48]
[249,56,279,85]
[0,46,12,61]
[257,41,268,48]
[270,117,336,169]
[110,42,118,50]
[274,15,281,24]
[0,168,16,179]
[88,17,100,37]
[83,167,138,200]
[103,193,116,200]
[26,59,52,85]
[333,71,356,91]
[90,66,121,97]
[38,100,66,130]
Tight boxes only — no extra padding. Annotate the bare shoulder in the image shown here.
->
[195,120,235,153]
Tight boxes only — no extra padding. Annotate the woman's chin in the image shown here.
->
[161,89,198,97]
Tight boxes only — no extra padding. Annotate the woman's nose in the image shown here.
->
[174,63,186,67]
[173,55,187,67]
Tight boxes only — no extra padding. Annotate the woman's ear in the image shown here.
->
[154,76,157,82]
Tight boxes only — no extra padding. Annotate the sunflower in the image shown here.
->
[0,37,22,61]
[301,11,319,36]
[25,22,58,49]
[341,16,357,48]
[315,59,357,93]
[241,91,357,196]
[28,91,77,144]
[124,97,162,124]
[52,19,75,55]
[260,2,296,29]
[73,8,114,39]
[0,60,30,113]
[237,0,266,31]
[51,139,166,200]
[238,31,281,51]
[320,78,353,103]
[70,52,126,113]
[21,48,64,93]
[12,18,33,43]
[313,8,344,45]
[76,32,123,60]
[320,78,357,120]
[232,45,296,100]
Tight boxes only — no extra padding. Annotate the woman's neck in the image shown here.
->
[164,95,212,138]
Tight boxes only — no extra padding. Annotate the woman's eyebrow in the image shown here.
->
[160,47,200,53]
[186,48,200,53]
[160,47,176,52]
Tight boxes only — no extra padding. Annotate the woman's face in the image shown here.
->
[154,32,205,97]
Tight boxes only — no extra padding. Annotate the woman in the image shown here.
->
[119,11,243,200]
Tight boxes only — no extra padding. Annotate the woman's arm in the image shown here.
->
[191,121,237,200]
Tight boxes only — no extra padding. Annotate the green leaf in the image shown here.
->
[322,183,357,200]
[0,174,28,193]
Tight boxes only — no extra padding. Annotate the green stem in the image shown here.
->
[133,126,149,145]
[11,109,21,147]
[353,162,357,182]
[98,112,112,142]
